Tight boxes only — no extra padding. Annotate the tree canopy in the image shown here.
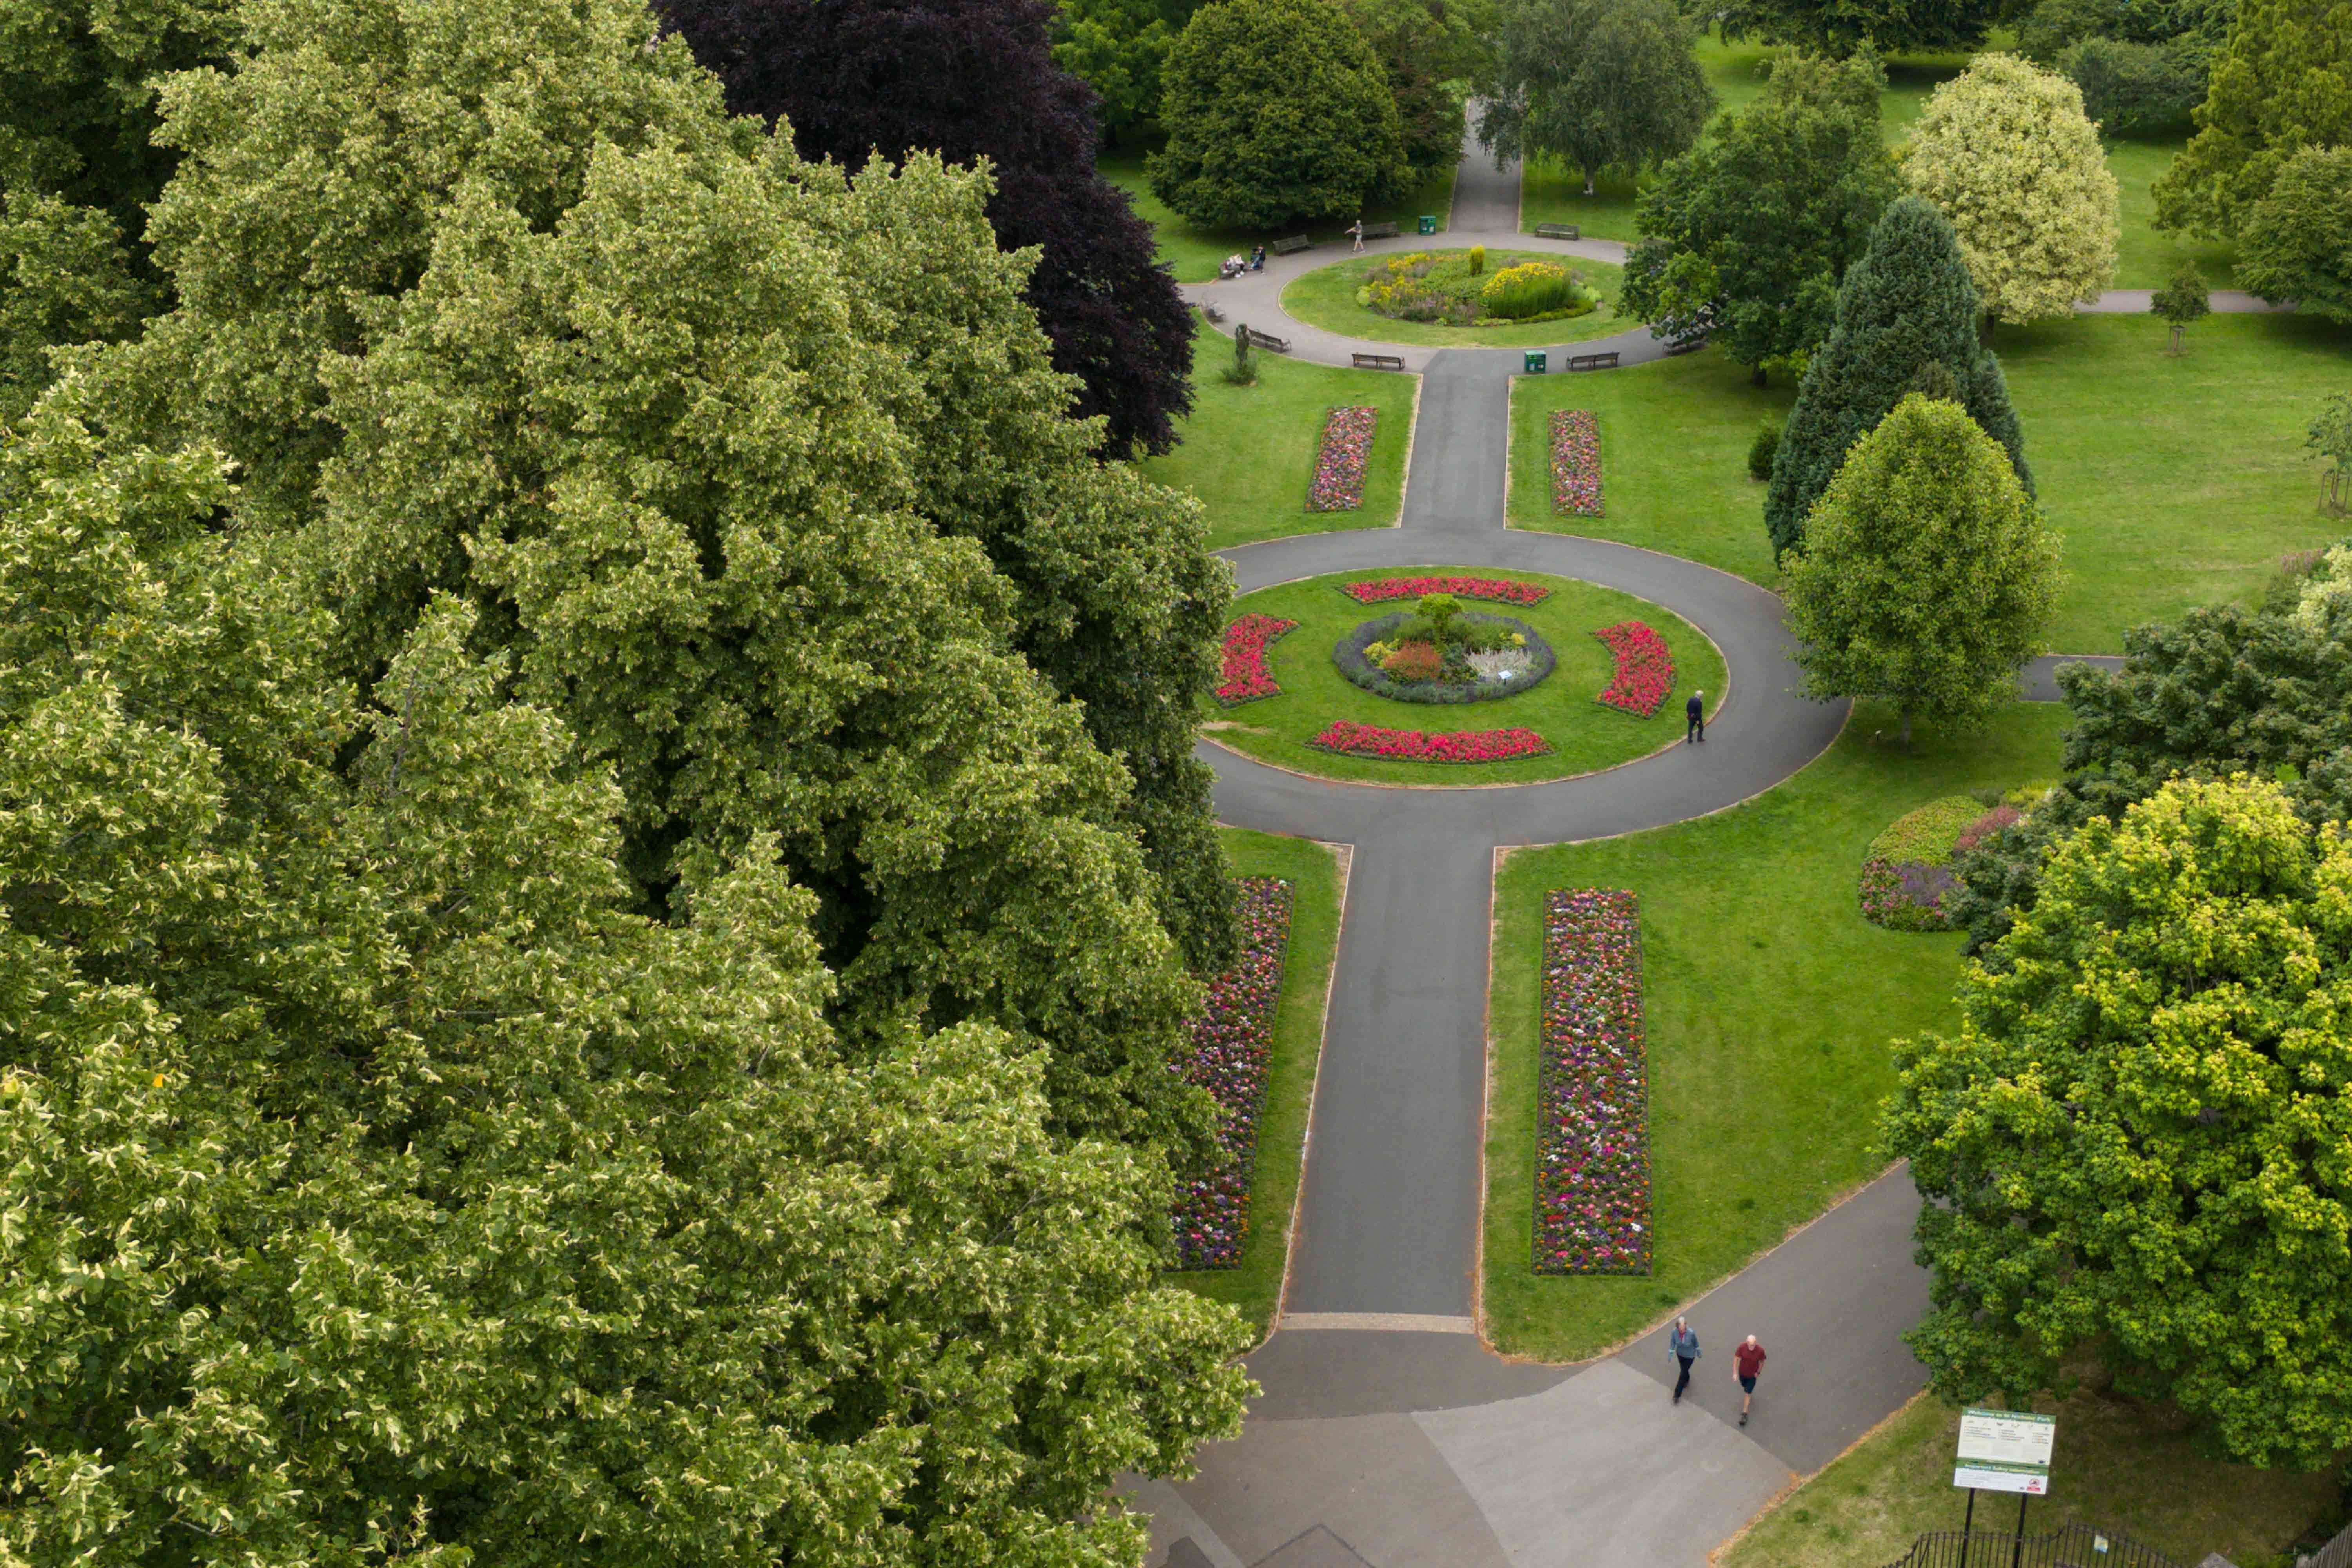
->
[1475,0,1712,193]
[1716,0,2002,55]
[1051,0,1196,143]
[2152,0,2352,239]
[1888,774,2352,1471]
[2237,143,2352,323]
[1344,0,1497,185]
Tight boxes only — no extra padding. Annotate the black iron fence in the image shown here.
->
[1879,1521,2188,1568]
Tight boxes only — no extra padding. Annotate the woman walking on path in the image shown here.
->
[1350,216,1365,253]
[1733,1335,1766,1426]
[1667,1318,1700,1404]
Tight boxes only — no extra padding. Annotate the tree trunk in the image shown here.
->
[2168,324,2183,356]
[1899,711,1914,746]
[1979,313,1996,347]
[1751,365,1767,388]
[1583,168,1595,196]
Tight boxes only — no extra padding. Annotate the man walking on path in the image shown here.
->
[1667,1318,1700,1403]
[1686,690,1705,744]
[1733,1334,1766,1426]
[1350,216,1365,253]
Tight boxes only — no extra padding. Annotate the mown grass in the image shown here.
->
[1100,156,1457,285]
[1167,829,1346,1341]
[1481,701,2072,1363]
[1279,250,1628,349]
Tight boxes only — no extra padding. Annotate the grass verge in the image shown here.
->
[1101,156,1457,284]
[1279,250,1628,349]
[1482,701,2071,1363]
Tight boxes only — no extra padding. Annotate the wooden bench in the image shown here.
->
[1351,352,1406,371]
[1534,223,1581,240]
[1566,350,1620,372]
[1359,220,1400,240]
[1242,326,1292,354]
[1270,235,1313,255]
[1662,335,1707,356]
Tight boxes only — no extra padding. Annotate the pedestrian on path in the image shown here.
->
[1685,690,1705,744]
[1350,216,1365,253]
[1733,1334,1766,1426]
[1667,1317,1700,1404]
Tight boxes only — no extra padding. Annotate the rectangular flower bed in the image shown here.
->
[1535,889,1651,1276]
[1592,620,1673,717]
[1216,613,1297,705]
[1550,409,1603,517]
[1171,876,1294,1269]
[1308,720,1551,763]
[1308,406,1378,513]
[1341,575,1552,606]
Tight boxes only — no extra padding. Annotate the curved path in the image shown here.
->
[1139,132,2120,1568]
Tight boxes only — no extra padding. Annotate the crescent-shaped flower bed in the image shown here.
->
[1341,575,1552,607]
[1216,613,1298,705]
[1171,876,1293,1269]
[1550,409,1603,517]
[1308,405,1378,512]
[1592,620,1674,717]
[1535,888,1651,1276]
[1308,720,1551,762]
[1335,611,1557,704]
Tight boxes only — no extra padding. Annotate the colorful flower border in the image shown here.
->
[1535,889,1651,1276]
[1309,406,1378,513]
[1171,877,1293,1269]
[1307,720,1552,763]
[1216,614,1298,706]
[1592,620,1674,718]
[1550,409,1602,517]
[1340,575,1552,607]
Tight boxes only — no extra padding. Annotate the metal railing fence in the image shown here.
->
[1878,1521,2188,1568]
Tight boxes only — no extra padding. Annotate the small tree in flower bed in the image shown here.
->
[1592,621,1673,717]
[1308,406,1378,512]
[1535,889,1651,1276]
[1216,614,1297,705]
[1171,877,1294,1269]
[1308,721,1552,763]
[1550,410,1602,517]
[1341,576,1552,606]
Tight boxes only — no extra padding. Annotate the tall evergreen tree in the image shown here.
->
[2152,0,2352,238]
[1476,0,1713,195]
[1766,196,2033,557]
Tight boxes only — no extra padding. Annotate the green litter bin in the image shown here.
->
[1417,214,1437,235]
[1524,351,1547,374]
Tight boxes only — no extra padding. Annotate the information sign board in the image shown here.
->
[1952,1409,2054,1496]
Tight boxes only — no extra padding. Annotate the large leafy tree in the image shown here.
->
[2153,0,2352,238]
[1766,195,2033,557]
[1888,774,2352,1471]
[1148,0,1410,229]
[1900,54,2120,327]
[1784,392,2062,742]
[2018,0,2237,134]
[658,0,1196,459]
[1343,0,1497,185]
[1475,0,1713,196]
[1620,49,1898,383]
[1051,0,1196,143]
[1716,0,2002,54]
[2238,144,2352,323]
[0,403,1253,1565]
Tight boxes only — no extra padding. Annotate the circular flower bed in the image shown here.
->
[1335,609,1556,704]
[1356,250,1600,328]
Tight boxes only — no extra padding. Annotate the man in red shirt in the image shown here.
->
[1733,1335,1767,1427]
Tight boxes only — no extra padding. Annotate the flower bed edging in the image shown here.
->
[1535,889,1651,1277]
[1309,406,1378,513]
[1550,409,1603,517]
[1308,720,1551,763]
[1341,575,1552,607]
[1592,620,1673,717]
[1217,613,1298,706]
[1171,877,1294,1270]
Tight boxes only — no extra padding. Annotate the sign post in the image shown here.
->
[1953,1408,2055,1566]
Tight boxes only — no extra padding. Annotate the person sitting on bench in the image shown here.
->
[1250,244,1265,272]
[1220,253,1247,280]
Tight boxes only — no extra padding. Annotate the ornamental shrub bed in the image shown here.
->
[1171,876,1293,1269]
[1535,889,1651,1277]
[1550,410,1602,517]
[1216,613,1297,705]
[1308,406,1377,512]
[1308,721,1552,763]
[1592,621,1673,717]
[1334,610,1556,704]
[1356,251,1600,328]
[1341,576,1552,606]
[1857,795,1985,931]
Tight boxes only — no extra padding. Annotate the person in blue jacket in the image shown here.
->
[1667,1316,1700,1403]
[1685,689,1706,744]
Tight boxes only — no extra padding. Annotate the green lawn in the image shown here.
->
[1510,313,2352,652]
[1169,829,1346,1340]
[1145,323,1416,548]
[1279,251,1629,349]
[1481,701,2072,1363]
[1101,156,1457,284]
[2108,137,2238,290]
[1720,1388,2337,1568]
[1208,568,1725,786]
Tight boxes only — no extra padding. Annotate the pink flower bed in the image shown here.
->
[1216,613,1297,705]
[1308,721,1552,763]
[1592,620,1673,717]
[1171,877,1293,1269]
[1550,409,1602,517]
[1341,575,1552,606]
[1308,406,1378,512]
[1535,889,1651,1276]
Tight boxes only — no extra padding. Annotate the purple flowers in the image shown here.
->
[1535,889,1652,1277]
[1342,576,1552,606]
[1171,877,1294,1269]
[1309,406,1377,512]
[1216,614,1297,705]
[1550,410,1603,517]
[1593,621,1673,717]
[1308,721,1553,763]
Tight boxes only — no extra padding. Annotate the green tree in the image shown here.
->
[1716,0,2003,54]
[1148,0,1410,229]
[1342,0,1497,184]
[2312,392,2352,512]
[1620,49,1898,383]
[1900,54,2120,327]
[1475,0,1713,196]
[2153,0,2352,238]
[1766,195,2033,557]
[2238,144,2352,323]
[1888,774,2352,1471]
[0,402,1253,1564]
[1053,0,1193,143]
[2150,257,2211,350]
[1783,393,2062,742]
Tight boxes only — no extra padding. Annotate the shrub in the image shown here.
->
[1381,640,1444,680]
[1747,417,1781,481]
[1225,325,1257,385]
[1481,261,1590,320]
[1469,243,1486,275]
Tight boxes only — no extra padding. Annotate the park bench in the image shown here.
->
[1359,220,1400,240]
[1351,352,1406,371]
[1198,301,1225,324]
[1534,223,1581,240]
[1662,335,1707,356]
[1566,350,1620,372]
[1242,325,1292,354]
[1270,235,1313,255]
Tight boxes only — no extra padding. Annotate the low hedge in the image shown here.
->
[1333,611,1557,705]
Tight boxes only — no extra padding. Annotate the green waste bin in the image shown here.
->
[1524,351,1547,374]
[1417,214,1437,235]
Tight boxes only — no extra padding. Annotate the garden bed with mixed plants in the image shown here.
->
[1308,406,1377,512]
[1309,721,1552,763]
[1170,876,1294,1269]
[1334,601,1556,705]
[1216,613,1296,706]
[1550,409,1603,517]
[1860,788,2045,931]
[1535,889,1651,1277]
[1342,575,1552,607]
[1592,621,1673,717]
[1356,249,1601,328]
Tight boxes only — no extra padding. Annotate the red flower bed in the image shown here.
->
[1341,575,1552,606]
[1171,877,1293,1269]
[1535,889,1651,1276]
[1550,409,1603,517]
[1307,720,1551,763]
[1309,405,1378,512]
[1216,613,1297,705]
[1592,620,1673,717]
